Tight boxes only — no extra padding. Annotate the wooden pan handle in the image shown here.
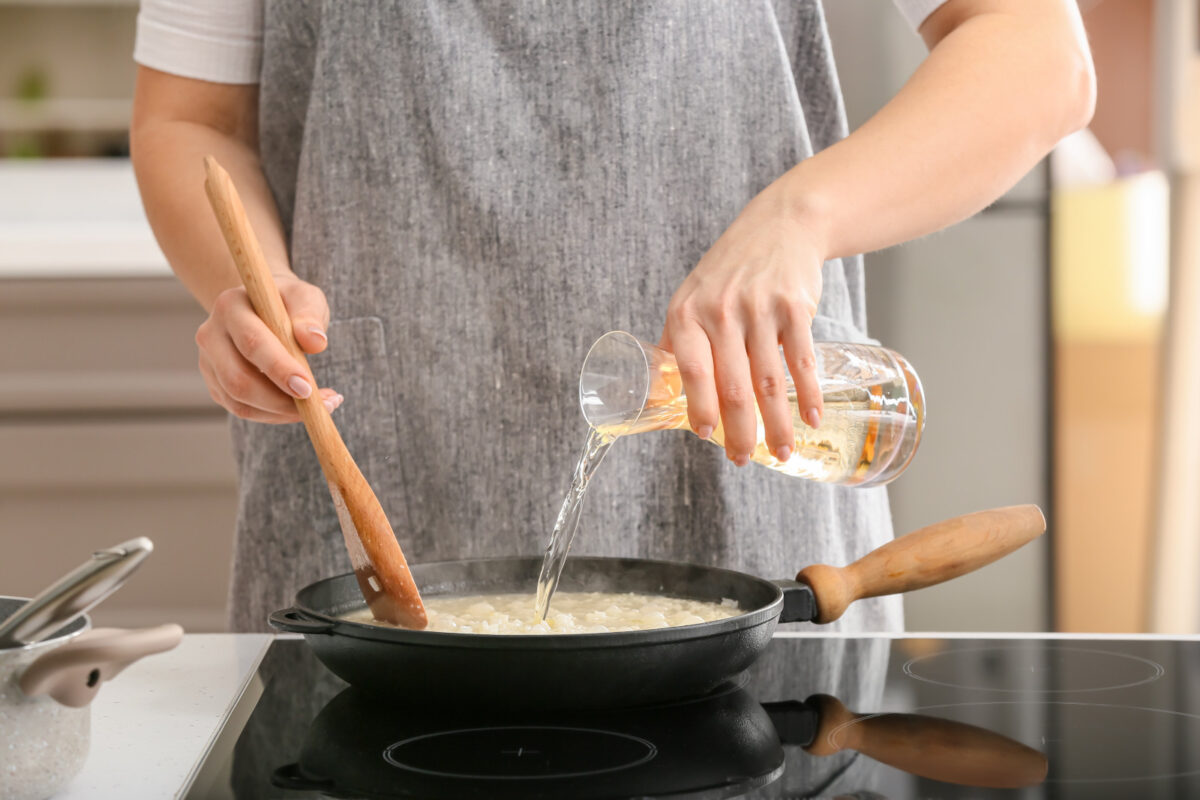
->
[202,155,426,629]
[796,505,1046,624]
[804,694,1048,789]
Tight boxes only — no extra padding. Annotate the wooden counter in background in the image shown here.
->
[1051,169,1169,633]
[1053,341,1161,632]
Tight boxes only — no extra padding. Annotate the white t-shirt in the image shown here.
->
[134,0,949,85]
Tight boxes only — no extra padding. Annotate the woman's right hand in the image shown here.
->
[195,274,342,423]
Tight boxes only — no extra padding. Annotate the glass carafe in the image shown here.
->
[579,332,925,487]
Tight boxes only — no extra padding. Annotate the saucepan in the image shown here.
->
[271,505,1045,710]
[0,539,183,800]
[0,598,183,800]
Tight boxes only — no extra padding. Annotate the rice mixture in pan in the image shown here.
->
[343,591,740,634]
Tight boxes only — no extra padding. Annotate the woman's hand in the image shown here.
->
[662,179,827,466]
[196,273,342,423]
[131,68,337,424]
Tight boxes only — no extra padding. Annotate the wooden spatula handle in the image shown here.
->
[797,505,1046,624]
[202,156,344,480]
[804,694,1047,788]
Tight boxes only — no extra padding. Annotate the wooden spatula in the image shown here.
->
[202,155,427,629]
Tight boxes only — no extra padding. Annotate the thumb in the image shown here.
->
[280,279,331,354]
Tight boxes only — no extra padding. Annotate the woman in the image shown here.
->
[131,0,1093,633]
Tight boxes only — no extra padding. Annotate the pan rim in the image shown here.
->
[289,555,785,649]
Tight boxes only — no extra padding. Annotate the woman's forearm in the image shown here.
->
[783,0,1095,260]
[131,68,291,312]
[131,68,336,424]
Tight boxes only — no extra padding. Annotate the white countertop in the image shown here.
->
[0,159,172,279]
[56,633,273,800]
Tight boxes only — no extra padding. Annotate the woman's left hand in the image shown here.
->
[661,178,827,467]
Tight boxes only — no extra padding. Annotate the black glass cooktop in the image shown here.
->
[193,635,1200,799]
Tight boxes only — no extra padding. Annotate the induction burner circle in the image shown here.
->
[826,701,1200,785]
[903,645,1164,693]
[383,726,657,780]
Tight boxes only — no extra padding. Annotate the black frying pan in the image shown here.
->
[270,505,1044,710]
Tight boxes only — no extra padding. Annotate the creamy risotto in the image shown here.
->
[343,591,740,634]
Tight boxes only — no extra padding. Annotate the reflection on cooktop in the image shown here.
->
[903,644,1166,693]
[828,700,1200,785]
[194,636,1200,799]
[271,682,788,799]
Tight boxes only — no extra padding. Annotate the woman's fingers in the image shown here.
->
[781,311,823,430]
[747,326,795,462]
[200,348,343,422]
[667,296,821,466]
[211,287,317,401]
[197,283,343,423]
[201,329,299,416]
[665,316,719,441]
[199,353,296,423]
[664,180,827,466]
[709,322,758,465]
[280,278,330,354]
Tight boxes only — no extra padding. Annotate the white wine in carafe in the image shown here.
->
[583,335,925,487]
[636,394,888,483]
[536,333,926,619]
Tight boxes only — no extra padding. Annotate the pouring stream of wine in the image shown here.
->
[534,427,616,620]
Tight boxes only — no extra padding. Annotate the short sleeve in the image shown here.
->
[891,0,950,31]
[133,0,264,85]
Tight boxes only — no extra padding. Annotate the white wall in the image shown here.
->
[825,2,1051,631]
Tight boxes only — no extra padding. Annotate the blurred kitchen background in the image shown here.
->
[0,0,1196,634]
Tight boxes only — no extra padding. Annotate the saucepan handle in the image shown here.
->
[796,505,1046,625]
[20,624,184,708]
[269,607,336,635]
[772,580,818,624]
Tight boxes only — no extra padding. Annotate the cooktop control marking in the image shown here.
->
[383,725,657,779]
[903,645,1165,693]
[500,746,539,757]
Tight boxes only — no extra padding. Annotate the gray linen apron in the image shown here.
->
[228,0,903,634]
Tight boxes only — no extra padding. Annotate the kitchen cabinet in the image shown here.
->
[0,273,237,632]
[0,159,238,632]
[1051,173,1168,632]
